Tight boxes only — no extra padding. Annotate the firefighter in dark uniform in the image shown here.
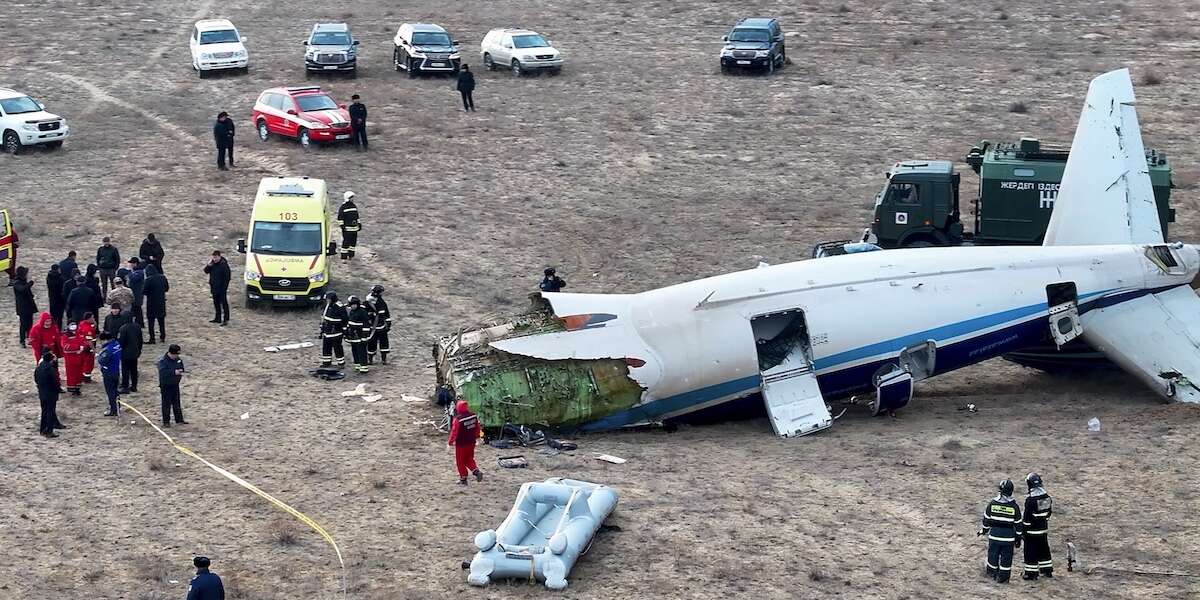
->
[337,191,360,260]
[366,284,392,364]
[345,295,371,373]
[979,479,1022,583]
[362,291,378,364]
[1020,472,1054,579]
[319,291,347,367]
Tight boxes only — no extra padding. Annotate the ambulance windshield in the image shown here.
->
[251,221,322,255]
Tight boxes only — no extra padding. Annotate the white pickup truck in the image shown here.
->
[0,88,70,154]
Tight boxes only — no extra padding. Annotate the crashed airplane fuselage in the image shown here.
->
[436,68,1200,437]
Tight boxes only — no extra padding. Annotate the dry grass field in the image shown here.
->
[2,0,1200,598]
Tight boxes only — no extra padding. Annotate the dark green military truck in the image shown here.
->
[866,138,1175,248]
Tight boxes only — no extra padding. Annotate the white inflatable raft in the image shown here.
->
[468,477,618,590]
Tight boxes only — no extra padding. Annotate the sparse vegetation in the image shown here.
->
[809,568,829,581]
[147,457,165,472]
[998,11,1009,20]
[135,558,171,584]
[372,478,388,489]
[941,438,964,451]
[1141,70,1164,86]
[268,518,299,545]
[1008,101,1029,114]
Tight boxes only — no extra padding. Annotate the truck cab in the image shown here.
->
[869,160,962,248]
[867,138,1175,248]
[237,177,337,307]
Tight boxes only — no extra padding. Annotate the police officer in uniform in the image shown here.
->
[187,555,225,600]
[366,284,391,364]
[1020,472,1054,579]
[348,94,368,151]
[979,479,1022,583]
[319,292,347,368]
[345,295,371,373]
[337,191,360,260]
[539,267,566,292]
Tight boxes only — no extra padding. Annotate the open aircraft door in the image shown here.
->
[0,210,15,278]
[752,310,832,438]
[1047,282,1082,348]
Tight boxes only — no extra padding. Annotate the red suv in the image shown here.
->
[251,86,352,148]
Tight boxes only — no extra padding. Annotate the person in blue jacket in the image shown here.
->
[97,331,121,416]
[187,556,224,600]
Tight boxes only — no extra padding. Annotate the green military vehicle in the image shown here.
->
[866,138,1175,248]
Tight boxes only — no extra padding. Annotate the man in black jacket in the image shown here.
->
[157,343,186,426]
[57,251,78,283]
[35,349,64,437]
[319,291,347,367]
[12,266,37,346]
[46,264,65,328]
[348,94,368,151]
[213,111,236,170]
[456,64,476,111]
[139,233,165,274]
[345,296,371,373]
[95,236,121,296]
[66,273,94,323]
[336,191,360,260]
[142,264,169,343]
[366,284,391,364]
[117,317,143,393]
[126,257,145,326]
[102,302,131,337]
[203,250,231,325]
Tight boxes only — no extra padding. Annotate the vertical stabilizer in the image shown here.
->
[1043,68,1163,246]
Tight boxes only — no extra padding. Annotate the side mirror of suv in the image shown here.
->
[326,241,337,256]
[303,40,308,45]
[287,109,297,116]
[452,39,461,45]
[240,35,248,42]
[237,239,247,254]
[352,40,360,45]
[722,35,728,42]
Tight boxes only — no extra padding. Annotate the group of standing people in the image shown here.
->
[12,234,192,437]
[980,473,1055,583]
[318,284,391,373]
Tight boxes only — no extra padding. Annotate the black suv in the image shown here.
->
[720,18,785,74]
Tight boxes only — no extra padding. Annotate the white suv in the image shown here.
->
[190,19,249,78]
[480,28,563,76]
[0,88,70,154]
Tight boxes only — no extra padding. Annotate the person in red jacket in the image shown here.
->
[447,400,484,486]
[78,313,97,381]
[61,322,88,395]
[28,312,61,364]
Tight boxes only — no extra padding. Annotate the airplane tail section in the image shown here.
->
[1043,68,1164,246]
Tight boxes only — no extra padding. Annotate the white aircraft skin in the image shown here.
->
[489,68,1200,434]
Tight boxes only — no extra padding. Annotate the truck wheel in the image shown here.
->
[511,59,523,76]
[483,53,494,71]
[393,49,402,71]
[3,131,21,155]
[408,59,418,78]
[257,120,270,142]
[768,58,775,75]
[245,297,259,310]
[46,141,63,150]
[198,68,207,80]
[298,128,311,149]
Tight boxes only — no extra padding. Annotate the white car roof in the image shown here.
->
[196,19,237,31]
[488,28,539,36]
[406,23,447,33]
[0,88,30,100]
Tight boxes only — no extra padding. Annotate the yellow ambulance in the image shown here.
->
[0,210,16,278]
[237,177,336,306]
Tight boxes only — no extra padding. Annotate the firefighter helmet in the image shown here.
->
[1025,472,1043,489]
[998,479,1015,496]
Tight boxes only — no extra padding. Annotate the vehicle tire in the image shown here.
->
[198,68,207,80]
[767,58,775,75]
[349,68,358,79]
[408,59,418,78]
[483,53,494,71]
[394,49,402,72]
[257,120,270,142]
[720,64,730,75]
[298,128,311,149]
[46,141,63,150]
[242,66,250,75]
[511,59,523,76]
[550,67,562,76]
[245,296,259,310]
[3,131,21,155]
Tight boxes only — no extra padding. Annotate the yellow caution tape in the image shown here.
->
[119,400,347,595]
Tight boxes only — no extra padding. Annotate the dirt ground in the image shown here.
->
[3,0,1200,598]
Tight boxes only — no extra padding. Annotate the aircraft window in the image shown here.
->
[887,183,920,206]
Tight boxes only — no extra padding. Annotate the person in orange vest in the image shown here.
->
[78,312,97,381]
[447,400,484,486]
[60,322,88,395]
[28,312,61,364]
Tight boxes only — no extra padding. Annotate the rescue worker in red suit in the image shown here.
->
[28,312,62,364]
[78,313,97,380]
[447,400,484,486]
[61,322,88,395]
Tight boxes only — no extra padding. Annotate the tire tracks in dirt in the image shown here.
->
[45,71,290,175]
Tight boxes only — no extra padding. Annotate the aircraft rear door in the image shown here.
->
[752,310,832,438]
[1047,282,1082,348]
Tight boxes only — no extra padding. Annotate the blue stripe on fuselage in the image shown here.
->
[579,285,1182,431]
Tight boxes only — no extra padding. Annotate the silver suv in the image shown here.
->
[304,23,358,76]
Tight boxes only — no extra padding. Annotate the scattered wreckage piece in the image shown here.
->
[467,478,618,590]
[264,341,314,352]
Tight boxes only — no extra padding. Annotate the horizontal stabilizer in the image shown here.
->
[1081,285,1200,402]
[1043,68,1163,246]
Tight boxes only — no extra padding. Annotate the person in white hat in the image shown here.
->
[336,191,360,260]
